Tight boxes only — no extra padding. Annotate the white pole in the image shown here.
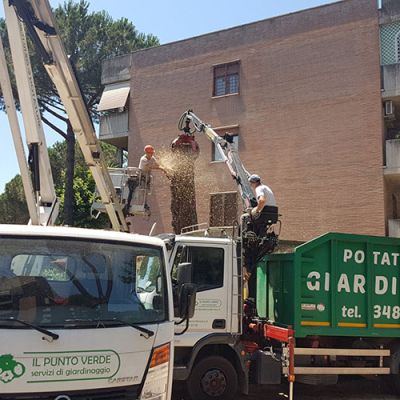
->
[0,31,38,223]
[4,1,59,225]
[289,380,294,400]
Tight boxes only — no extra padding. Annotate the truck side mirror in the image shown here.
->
[176,262,192,286]
[178,283,197,319]
[174,262,197,323]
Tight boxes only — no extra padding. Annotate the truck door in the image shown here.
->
[171,243,230,336]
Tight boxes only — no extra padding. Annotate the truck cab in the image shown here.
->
[0,225,176,400]
[165,229,249,400]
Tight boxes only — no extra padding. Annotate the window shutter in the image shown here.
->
[223,192,238,226]
[214,65,227,78]
[227,62,239,74]
[210,192,238,226]
[210,193,224,226]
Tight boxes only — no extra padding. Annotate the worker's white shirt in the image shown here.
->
[256,184,276,207]
[139,155,158,173]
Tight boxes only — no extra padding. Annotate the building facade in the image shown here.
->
[98,0,400,241]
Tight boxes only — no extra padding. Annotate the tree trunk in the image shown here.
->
[64,122,75,225]
[170,153,198,234]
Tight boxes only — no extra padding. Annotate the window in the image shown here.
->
[212,134,239,162]
[211,126,239,162]
[380,23,400,65]
[172,246,224,292]
[213,61,240,96]
[210,191,238,227]
[0,237,167,327]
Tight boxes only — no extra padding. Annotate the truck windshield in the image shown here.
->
[0,237,166,328]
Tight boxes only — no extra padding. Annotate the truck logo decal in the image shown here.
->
[0,354,25,384]
[25,349,120,383]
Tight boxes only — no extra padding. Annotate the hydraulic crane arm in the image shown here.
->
[4,0,129,232]
[176,110,280,265]
[176,110,257,210]
[0,2,58,225]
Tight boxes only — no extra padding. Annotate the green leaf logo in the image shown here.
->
[0,354,25,383]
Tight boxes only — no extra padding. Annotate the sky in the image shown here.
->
[0,0,338,193]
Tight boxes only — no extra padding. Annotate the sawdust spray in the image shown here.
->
[157,149,198,234]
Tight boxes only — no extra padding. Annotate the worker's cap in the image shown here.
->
[144,145,155,154]
[248,174,261,183]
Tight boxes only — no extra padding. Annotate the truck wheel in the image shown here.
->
[187,355,238,400]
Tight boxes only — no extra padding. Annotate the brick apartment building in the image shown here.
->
[98,0,400,241]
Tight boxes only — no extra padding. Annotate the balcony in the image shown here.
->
[388,219,400,237]
[99,111,129,149]
[382,64,400,99]
[384,139,400,181]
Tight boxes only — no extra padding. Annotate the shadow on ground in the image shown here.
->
[173,376,398,400]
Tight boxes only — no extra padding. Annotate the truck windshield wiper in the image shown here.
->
[65,318,155,339]
[0,317,59,341]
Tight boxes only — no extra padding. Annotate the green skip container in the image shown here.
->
[256,232,400,338]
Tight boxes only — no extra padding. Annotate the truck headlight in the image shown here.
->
[140,343,170,400]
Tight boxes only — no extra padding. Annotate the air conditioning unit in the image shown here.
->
[384,100,395,119]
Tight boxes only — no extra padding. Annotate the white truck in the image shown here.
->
[0,1,197,399]
[0,224,199,400]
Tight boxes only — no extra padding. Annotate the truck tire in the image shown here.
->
[187,355,238,400]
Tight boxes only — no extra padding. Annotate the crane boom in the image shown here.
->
[176,110,257,210]
[4,0,129,232]
[1,2,58,225]
[174,110,280,273]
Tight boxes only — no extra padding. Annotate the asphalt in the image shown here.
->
[173,376,399,399]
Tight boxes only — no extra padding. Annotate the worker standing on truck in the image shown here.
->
[248,174,277,236]
[243,174,278,298]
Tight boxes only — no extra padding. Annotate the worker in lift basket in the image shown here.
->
[247,174,277,237]
[138,145,168,187]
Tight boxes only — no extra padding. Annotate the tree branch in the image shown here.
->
[87,86,103,108]
[50,87,59,98]
[43,100,66,113]
[40,102,69,123]
[42,116,68,139]
[40,94,64,108]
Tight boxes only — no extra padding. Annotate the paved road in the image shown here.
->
[173,376,398,399]
[245,377,397,400]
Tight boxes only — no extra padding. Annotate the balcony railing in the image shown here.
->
[388,219,400,237]
[384,139,400,180]
[99,111,128,147]
[381,64,400,99]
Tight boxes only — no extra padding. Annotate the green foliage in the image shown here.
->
[0,140,120,228]
[49,140,119,228]
[0,175,29,224]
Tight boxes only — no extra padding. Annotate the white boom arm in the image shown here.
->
[181,110,257,209]
[0,4,58,225]
[4,0,129,232]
